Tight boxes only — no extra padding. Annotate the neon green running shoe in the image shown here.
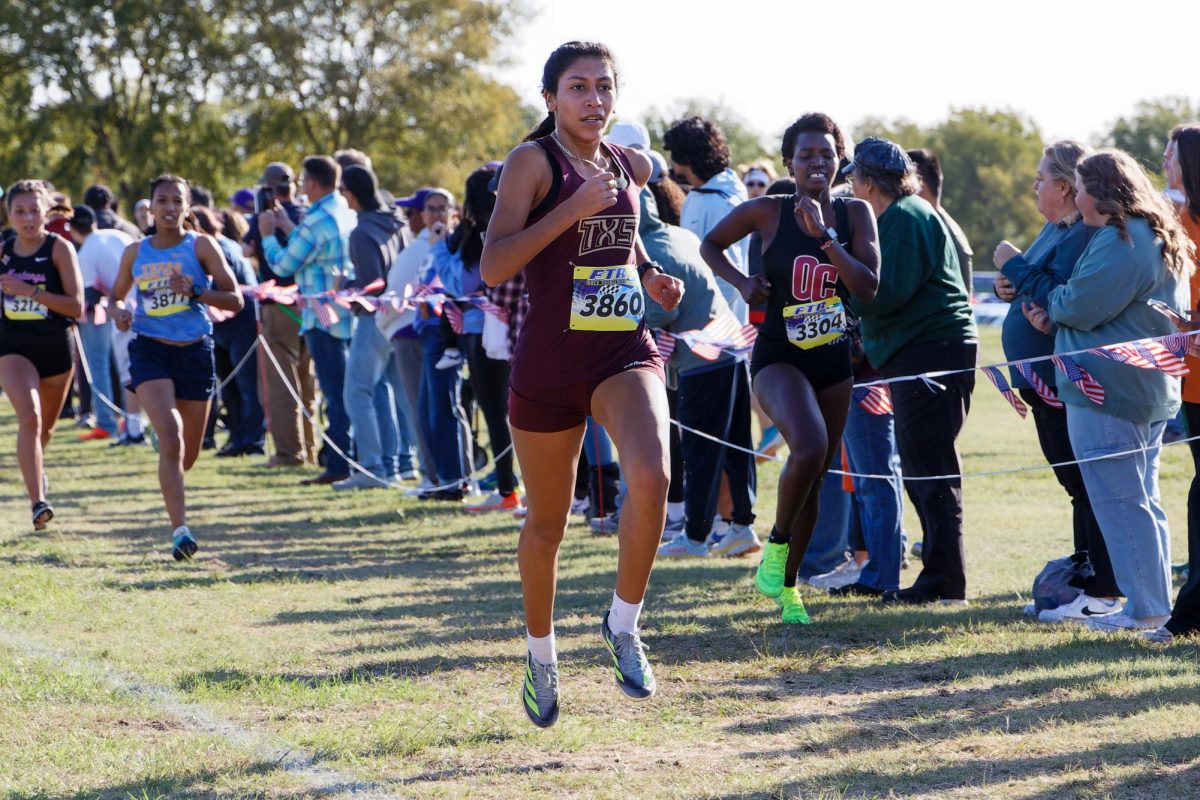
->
[777,585,811,625]
[755,541,788,598]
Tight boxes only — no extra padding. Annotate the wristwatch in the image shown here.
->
[819,226,838,250]
[191,282,204,300]
[637,261,663,279]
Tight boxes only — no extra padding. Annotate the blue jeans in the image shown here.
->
[213,318,265,449]
[1067,403,1172,618]
[304,328,351,477]
[844,402,905,592]
[344,319,414,476]
[799,445,852,580]
[418,326,469,485]
[393,334,436,481]
[77,317,118,434]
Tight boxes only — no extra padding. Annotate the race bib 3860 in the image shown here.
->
[570,265,644,332]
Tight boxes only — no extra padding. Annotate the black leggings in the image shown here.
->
[1169,402,1200,633]
[462,334,515,495]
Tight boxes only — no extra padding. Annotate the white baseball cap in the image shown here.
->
[607,120,651,150]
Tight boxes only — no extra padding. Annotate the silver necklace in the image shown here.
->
[551,131,628,189]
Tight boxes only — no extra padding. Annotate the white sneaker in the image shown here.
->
[1084,612,1170,633]
[590,512,620,535]
[1022,602,1038,617]
[808,557,866,590]
[435,349,463,370]
[1143,626,1175,643]
[661,513,687,542]
[333,471,388,491]
[705,519,731,548]
[570,497,589,517]
[404,478,436,497]
[709,523,762,557]
[1038,594,1121,623]
[657,532,709,558]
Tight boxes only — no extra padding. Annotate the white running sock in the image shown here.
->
[527,630,557,665]
[173,525,190,539]
[608,591,643,635]
[666,501,685,521]
[126,414,144,438]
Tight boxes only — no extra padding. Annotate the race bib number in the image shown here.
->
[570,265,644,332]
[3,286,48,321]
[138,277,190,317]
[784,297,846,350]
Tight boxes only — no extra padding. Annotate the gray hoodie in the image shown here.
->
[639,188,738,378]
[348,207,410,309]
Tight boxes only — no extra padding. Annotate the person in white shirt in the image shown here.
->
[69,205,145,444]
[663,116,750,322]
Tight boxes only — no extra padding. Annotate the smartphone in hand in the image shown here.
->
[1147,299,1200,331]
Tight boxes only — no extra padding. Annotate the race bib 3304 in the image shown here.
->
[570,265,644,332]
[784,297,846,350]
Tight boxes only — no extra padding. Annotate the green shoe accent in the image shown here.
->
[778,586,811,624]
[755,541,788,598]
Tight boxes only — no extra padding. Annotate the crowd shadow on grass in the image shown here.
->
[712,733,1200,800]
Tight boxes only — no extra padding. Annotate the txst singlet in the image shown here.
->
[509,137,660,392]
[0,233,72,334]
[759,196,852,351]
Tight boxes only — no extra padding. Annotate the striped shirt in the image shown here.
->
[262,191,357,339]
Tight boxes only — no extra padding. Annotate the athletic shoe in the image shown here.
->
[600,612,656,700]
[590,512,620,535]
[808,557,867,590]
[777,585,811,624]
[910,541,923,560]
[435,348,463,371]
[661,513,687,542]
[657,532,709,558]
[1022,602,1038,617]
[1037,594,1121,623]
[521,653,560,728]
[78,427,111,441]
[171,527,198,562]
[705,519,730,548]
[1083,612,1170,633]
[709,523,761,558]
[404,479,437,497]
[755,425,784,463]
[466,491,522,513]
[109,433,147,448]
[828,582,884,598]
[755,541,788,598]
[333,472,389,491]
[570,496,589,517]
[398,468,420,482]
[512,505,528,519]
[881,588,968,607]
[1144,626,1175,644]
[31,501,53,531]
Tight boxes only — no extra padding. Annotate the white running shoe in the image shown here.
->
[403,478,437,497]
[657,532,709,558]
[1084,612,1170,633]
[333,472,388,491]
[661,513,687,542]
[1022,602,1038,617]
[590,512,620,535]
[709,523,761,557]
[570,496,590,517]
[808,557,867,590]
[1037,594,1121,623]
[435,348,463,371]
[705,519,731,548]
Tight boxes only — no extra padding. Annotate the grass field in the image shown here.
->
[1,327,1198,800]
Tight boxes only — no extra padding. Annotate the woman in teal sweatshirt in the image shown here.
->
[1026,149,1195,632]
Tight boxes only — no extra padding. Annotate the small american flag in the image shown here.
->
[475,297,510,324]
[1052,354,1105,405]
[1094,338,1188,377]
[852,385,893,416]
[1016,362,1063,408]
[312,298,341,329]
[444,301,465,334]
[655,330,676,361]
[983,366,1028,418]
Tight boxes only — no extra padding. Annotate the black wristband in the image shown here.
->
[191,283,204,300]
[637,261,662,279]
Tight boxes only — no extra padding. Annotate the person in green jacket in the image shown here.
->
[1024,148,1195,632]
[845,137,978,606]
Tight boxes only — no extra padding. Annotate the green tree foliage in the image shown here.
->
[643,99,775,174]
[854,108,1046,269]
[1102,96,1200,179]
[0,0,535,208]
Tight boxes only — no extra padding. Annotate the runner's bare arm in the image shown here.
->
[823,199,879,301]
[110,243,138,331]
[700,198,775,305]
[191,235,244,313]
[42,236,84,318]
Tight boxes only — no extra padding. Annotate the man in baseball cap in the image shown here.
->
[261,161,295,188]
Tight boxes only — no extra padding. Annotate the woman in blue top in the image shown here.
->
[1025,149,1195,632]
[111,175,243,561]
[993,141,1120,621]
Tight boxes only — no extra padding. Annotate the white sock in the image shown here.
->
[172,525,190,538]
[608,591,643,635]
[527,629,557,665]
[126,414,144,437]
[666,501,685,521]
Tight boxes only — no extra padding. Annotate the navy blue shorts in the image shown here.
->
[128,335,216,401]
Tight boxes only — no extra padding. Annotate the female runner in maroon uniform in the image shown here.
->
[703,114,880,624]
[482,41,684,728]
[0,180,84,529]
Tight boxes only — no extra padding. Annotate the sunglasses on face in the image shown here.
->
[745,181,766,189]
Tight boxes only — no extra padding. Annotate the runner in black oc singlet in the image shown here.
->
[0,180,85,530]
[701,113,880,625]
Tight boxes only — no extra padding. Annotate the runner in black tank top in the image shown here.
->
[480,42,684,729]
[0,180,85,530]
[701,114,880,625]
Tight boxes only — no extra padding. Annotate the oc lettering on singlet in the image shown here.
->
[784,254,845,350]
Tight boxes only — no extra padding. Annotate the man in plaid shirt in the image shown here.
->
[259,155,358,485]
[487,273,527,355]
